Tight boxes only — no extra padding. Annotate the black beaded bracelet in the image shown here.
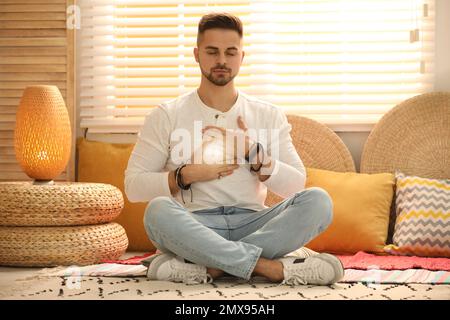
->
[174,166,181,188]
[175,164,192,204]
[176,164,191,190]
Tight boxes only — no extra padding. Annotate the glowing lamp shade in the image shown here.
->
[14,85,72,183]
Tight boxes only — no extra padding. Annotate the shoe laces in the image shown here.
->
[281,264,323,286]
[169,261,212,285]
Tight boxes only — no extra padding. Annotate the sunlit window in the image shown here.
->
[79,0,434,134]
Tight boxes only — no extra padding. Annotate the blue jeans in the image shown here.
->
[143,187,333,280]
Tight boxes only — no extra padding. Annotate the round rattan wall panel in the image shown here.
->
[0,223,128,267]
[0,182,124,226]
[265,115,356,207]
[286,115,356,172]
[360,92,450,179]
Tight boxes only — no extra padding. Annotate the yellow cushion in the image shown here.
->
[305,168,395,254]
[76,138,156,252]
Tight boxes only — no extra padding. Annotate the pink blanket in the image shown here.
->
[103,251,450,271]
[336,251,450,271]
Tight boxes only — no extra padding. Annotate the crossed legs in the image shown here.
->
[143,187,333,281]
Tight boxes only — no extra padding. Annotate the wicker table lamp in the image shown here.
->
[14,85,72,184]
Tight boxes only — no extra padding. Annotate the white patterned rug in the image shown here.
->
[2,275,449,300]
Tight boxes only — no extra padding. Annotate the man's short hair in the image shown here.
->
[197,12,243,46]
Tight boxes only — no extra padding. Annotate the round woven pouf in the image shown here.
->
[0,182,124,226]
[0,223,128,267]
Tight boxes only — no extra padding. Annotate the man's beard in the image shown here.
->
[201,67,236,86]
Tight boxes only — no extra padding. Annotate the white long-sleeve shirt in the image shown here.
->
[124,89,306,212]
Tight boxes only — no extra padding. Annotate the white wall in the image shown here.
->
[435,0,450,91]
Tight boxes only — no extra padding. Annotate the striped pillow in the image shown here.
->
[384,172,450,257]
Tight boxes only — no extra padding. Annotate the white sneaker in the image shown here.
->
[146,253,212,285]
[279,253,344,286]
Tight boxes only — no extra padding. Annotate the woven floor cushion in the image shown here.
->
[0,182,124,226]
[265,115,356,207]
[0,222,128,267]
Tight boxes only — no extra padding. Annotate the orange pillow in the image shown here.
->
[76,138,156,252]
[305,168,394,254]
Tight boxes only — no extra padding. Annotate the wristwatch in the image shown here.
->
[245,142,260,163]
[245,142,264,172]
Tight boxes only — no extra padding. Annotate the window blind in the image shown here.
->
[79,0,434,134]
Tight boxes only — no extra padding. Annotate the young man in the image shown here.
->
[124,13,344,285]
